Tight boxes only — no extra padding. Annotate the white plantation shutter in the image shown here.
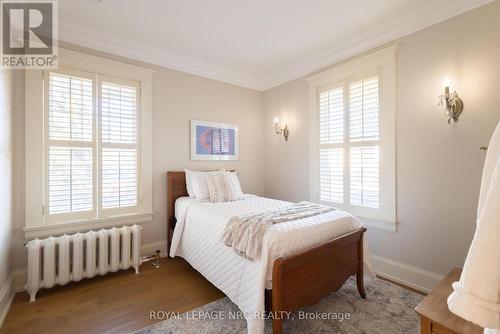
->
[317,76,381,210]
[48,73,93,141]
[46,71,95,221]
[349,77,379,141]
[101,149,138,209]
[99,80,139,214]
[350,146,379,208]
[320,148,344,203]
[44,69,141,223]
[101,82,138,144]
[319,87,343,144]
[349,77,380,208]
[319,86,344,203]
[48,147,93,214]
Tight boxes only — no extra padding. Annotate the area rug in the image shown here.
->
[133,276,423,334]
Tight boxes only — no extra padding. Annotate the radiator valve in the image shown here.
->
[153,250,161,268]
[141,250,162,269]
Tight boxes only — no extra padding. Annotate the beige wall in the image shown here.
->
[0,70,12,294]
[263,1,500,276]
[0,69,21,314]
[11,45,265,270]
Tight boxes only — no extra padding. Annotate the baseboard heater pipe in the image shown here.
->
[141,250,161,268]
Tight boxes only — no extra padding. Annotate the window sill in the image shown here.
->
[23,212,154,239]
[315,199,397,232]
[357,215,398,233]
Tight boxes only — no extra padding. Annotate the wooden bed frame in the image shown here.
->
[166,171,367,334]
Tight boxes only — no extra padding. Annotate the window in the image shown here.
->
[45,70,140,223]
[25,49,153,237]
[319,77,380,208]
[308,46,396,226]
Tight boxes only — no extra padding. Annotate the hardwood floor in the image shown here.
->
[1,258,426,334]
[1,258,224,334]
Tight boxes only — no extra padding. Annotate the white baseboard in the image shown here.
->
[13,240,169,293]
[0,274,15,328]
[140,240,168,258]
[358,216,398,233]
[372,255,445,294]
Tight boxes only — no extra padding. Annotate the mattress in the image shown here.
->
[169,195,372,334]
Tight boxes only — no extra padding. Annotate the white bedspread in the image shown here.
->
[170,195,372,334]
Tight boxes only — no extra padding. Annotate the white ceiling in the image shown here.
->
[59,0,493,90]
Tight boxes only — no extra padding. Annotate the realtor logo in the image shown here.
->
[1,0,58,68]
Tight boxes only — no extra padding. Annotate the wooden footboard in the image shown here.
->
[270,227,366,334]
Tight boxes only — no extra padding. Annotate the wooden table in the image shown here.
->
[415,267,483,334]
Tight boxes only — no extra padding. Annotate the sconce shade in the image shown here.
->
[447,121,500,330]
[274,118,289,141]
[438,81,464,124]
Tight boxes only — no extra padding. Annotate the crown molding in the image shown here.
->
[260,0,494,90]
[59,23,265,90]
[59,0,493,92]
[305,45,399,85]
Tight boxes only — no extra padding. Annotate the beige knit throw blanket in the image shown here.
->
[222,202,335,261]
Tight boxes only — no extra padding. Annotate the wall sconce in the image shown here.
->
[274,117,289,141]
[438,78,464,124]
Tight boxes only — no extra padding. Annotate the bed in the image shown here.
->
[166,171,369,334]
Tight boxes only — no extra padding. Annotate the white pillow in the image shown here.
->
[185,169,196,198]
[223,171,244,201]
[185,169,212,199]
[206,172,227,203]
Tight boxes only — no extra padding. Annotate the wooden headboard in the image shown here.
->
[166,171,188,252]
[166,170,236,253]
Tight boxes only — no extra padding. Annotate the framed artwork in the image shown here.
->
[190,120,239,160]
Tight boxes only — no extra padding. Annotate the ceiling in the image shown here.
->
[59,0,493,90]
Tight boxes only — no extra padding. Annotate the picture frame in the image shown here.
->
[190,120,239,160]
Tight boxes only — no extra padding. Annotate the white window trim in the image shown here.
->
[25,49,154,238]
[307,45,398,231]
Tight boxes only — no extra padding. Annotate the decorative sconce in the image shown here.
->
[438,78,464,124]
[274,117,289,141]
